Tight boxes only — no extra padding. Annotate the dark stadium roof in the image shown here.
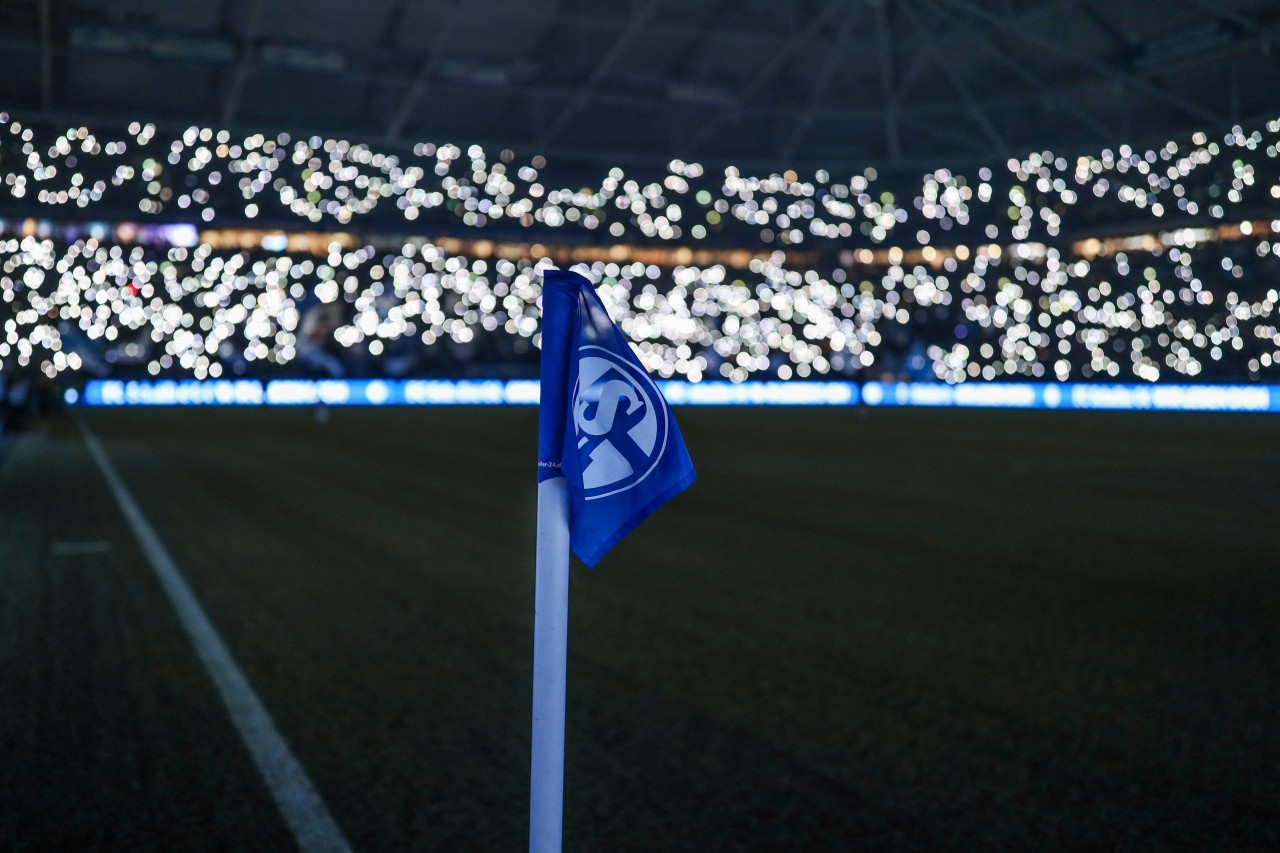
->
[3,0,1280,172]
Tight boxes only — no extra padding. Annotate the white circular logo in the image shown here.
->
[571,346,668,500]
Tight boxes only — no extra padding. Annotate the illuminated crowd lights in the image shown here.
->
[2,223,1278,385]
[4,108,1280,385]
[6,110,1280,251]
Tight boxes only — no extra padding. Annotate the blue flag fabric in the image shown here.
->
[538,269,696,567]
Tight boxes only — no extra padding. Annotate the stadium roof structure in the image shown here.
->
[2,0,1280,173]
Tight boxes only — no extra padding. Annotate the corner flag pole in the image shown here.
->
[530,475,571,853]
[529,269,695,852]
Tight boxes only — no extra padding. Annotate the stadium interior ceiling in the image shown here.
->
[3,0,1280,174]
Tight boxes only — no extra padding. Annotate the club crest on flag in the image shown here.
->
[571,345,669,500]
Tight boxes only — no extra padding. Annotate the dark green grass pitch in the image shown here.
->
[4,406,1277,851]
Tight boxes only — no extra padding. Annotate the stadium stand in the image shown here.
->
[2,222,1277,385]
[3,112,1280,387]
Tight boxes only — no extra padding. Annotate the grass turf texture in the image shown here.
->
[3,406,1277,850]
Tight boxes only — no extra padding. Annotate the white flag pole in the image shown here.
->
[530,475,571,853]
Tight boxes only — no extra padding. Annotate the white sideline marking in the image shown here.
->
[78,420,353,853]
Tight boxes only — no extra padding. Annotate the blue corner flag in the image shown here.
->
[537,268,695,567]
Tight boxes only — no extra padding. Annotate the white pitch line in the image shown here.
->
[78,419,353,853]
